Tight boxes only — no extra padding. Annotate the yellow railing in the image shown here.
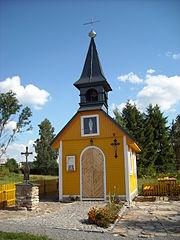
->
[143,177,180,196]
[0,179,59,208]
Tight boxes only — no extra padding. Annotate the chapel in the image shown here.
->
[51,27,141,202]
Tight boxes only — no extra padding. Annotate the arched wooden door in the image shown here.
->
[82,147,104,198]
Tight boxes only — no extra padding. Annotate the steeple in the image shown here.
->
[74,27,112,113]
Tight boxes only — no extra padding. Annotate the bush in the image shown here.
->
[88,205,119,228]
[5,158,18,172]
[0,166,10,177]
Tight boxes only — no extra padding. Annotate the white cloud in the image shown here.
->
[5,121,17,131]
[137,73,180,111]
[0,76,50,109]
[117,72,143,84]
[165,51,180,60]
[6,140,35,162]
[165,51,172,57]
[147,69,155,74]
[116,70,180,113]
[172,53,180,60]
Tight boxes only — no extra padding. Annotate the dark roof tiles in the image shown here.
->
[74,38,112,92]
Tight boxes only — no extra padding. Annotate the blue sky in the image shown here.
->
[0,0,180,162]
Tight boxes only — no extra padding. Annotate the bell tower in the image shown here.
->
[74,28,112,113]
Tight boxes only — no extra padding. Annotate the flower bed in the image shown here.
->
[88,197,123,228]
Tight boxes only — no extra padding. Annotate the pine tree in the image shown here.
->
[34,119,58,175]
[115,100,145,148]
[139,120,156,176]
[144,105,175,173]
[113,101,145,175]
[114,101,175,175]
[123,101,144,147]
[170,115,180,169]
[113,108,126,129]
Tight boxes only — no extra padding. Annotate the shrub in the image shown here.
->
[0,166,10,177]
[88,206,119,228]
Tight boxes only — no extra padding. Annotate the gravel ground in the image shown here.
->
[0,198,180,240]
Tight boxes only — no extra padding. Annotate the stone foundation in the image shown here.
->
[16,182,39,211]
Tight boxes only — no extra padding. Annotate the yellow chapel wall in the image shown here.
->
[127,146,137,194]
[56,110,127,196]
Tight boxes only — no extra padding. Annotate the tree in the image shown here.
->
[113,108,126,129]
[5,158,18,172]
[143,105,175,173]
[34,118,58,175]
[170,114,180,169]
[114,101,175,175]
[0,91,32,157]
[113,101,144,148]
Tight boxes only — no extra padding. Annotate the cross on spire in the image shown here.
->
[21,146,33,182]
[84,17,100,38]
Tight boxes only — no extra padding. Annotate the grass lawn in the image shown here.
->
[138,177,158,195]
[138,172,180,195]
[0,173,58,185]
[0,232,51,240]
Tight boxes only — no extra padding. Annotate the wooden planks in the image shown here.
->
[82,148,104,198]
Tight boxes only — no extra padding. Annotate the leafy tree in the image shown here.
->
[170,114,180,169]
[0,91,32,157]
[34,118,58,175]
[5,158,18,172]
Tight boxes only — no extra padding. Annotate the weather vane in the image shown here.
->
[84,17,100,38]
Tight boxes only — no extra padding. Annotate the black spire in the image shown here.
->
[74,38,112,92]
[74,30,112,113]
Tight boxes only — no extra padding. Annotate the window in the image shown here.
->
[85,89,98,103]
[129,148,133,175]
[66,156,75,172]
[81,115,100,136]
[134,152,136,174]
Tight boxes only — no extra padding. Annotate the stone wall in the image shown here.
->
[16,183,39,211]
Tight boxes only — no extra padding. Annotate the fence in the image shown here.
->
[0,179,59,208]
[143,177,180,196]
[0,183,16,208]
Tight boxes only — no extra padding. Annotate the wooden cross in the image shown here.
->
[84,17,100,31]
[111,134,120,158]
[21,146,33,182]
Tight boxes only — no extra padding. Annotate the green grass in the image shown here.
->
[0,232,51,240]
[0,173,58,185]
[138,177,158,195]
[138,172,180,195]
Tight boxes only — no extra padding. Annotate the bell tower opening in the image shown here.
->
[85,89,98,103]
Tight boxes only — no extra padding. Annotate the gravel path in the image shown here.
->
[1,202,107,232]
[0,199,180,240]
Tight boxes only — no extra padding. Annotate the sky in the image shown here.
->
[0,0,180,162]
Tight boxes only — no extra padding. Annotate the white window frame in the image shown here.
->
[133,152,136,174]
[129,148,133,175]
[81,114,100,137]
[66,156,75,172]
